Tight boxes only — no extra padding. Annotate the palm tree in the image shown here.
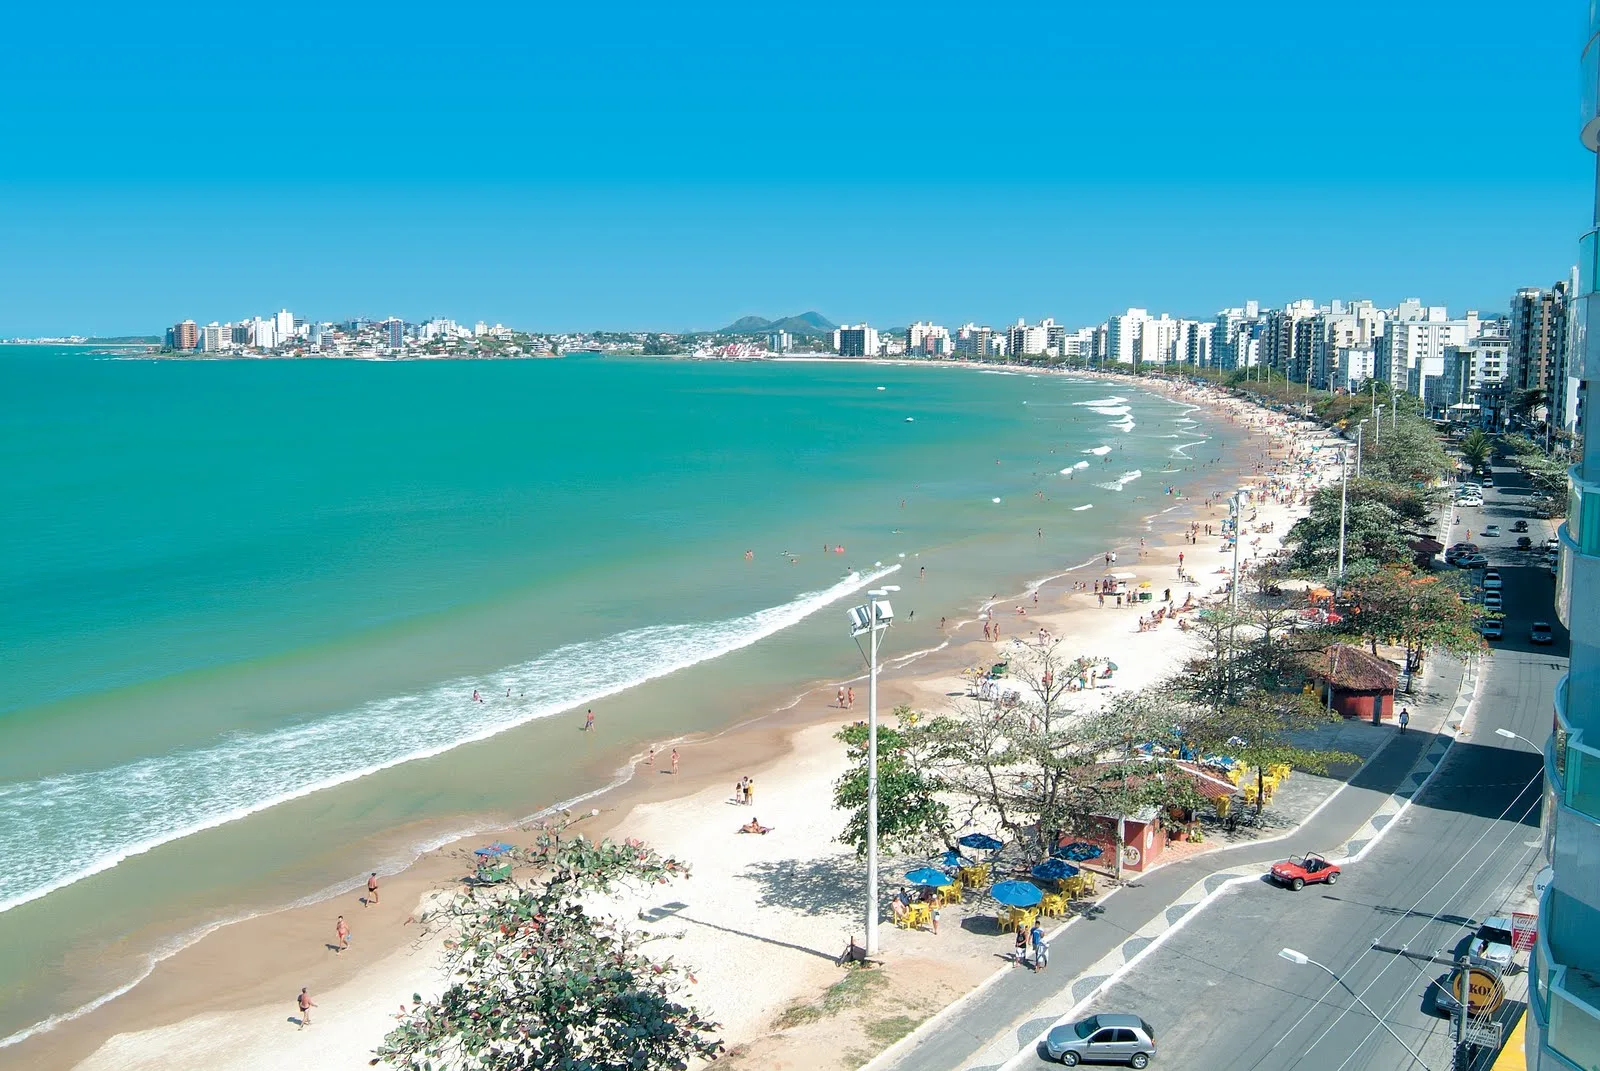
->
[1459,429,1492,473]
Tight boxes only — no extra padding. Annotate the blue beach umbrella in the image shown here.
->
[990,880,1043,908]
[935,850,972,870]
[1053,841,1103,862]
[905,867,954,887]
[1031,859,1079,882]
[958,832,1005,851]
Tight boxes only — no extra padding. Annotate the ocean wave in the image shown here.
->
[1072,396,1127,407]
[1084,405,1131,417]
[1172,438,1209,458]
[1109,417,1136,432]
[0,566,899,917]
[1072,504,1094,511]
[1084,445,1113,456]
[1096,469,1143,491]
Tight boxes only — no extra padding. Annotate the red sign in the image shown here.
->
[1512,912,1538,951]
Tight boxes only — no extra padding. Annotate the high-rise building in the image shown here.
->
[201,323,230,352]
[1511,285,1570,402]
[171,320,199,351]
[906,322,950,357]
[385,318,405,351]
[1106,308,1149,364]
[834,324,879,358]
[767,329,793,354]
[955,323,997,359]
[1529,16,1600,1070]
[1374,310,1479,404]
[1435,331,1510,427]
[1006,318,1050,359]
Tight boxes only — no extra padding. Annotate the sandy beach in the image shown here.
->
[14,373,1342,1071]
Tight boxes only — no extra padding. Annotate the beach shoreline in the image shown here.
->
[7,372,1320,1071]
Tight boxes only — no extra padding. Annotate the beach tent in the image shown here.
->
[1102,571,1137,596]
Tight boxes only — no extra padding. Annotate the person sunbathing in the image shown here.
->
[738,818,773,834]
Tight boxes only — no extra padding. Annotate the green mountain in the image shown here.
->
[716,311,836,337]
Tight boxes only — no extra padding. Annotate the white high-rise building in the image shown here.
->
[1106,308,1149,364]
[201,323,230,352]
[1377,310,1481,402]
[955,323,998,359]
[274,309,295,342]
[1139,313,1179,364]
[252,318,278,349]
[906,322,951,357]
[1006,318,1050,358]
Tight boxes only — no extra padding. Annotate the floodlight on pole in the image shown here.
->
[846,583,898,956]
[1278,949,1436,1070]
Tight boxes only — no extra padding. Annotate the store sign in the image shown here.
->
[1451,967,1505,1016]
[1512,912,1538,952]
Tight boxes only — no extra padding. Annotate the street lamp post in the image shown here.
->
[846,584,899,956]
[1376,404,1385,445]
[1355,419,1366,480]
[1278,949,1436,1070]
[1336,446,1349,597]
[1494,728,1541,752]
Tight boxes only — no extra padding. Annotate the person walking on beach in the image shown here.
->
[838,686,847,708]
[847,687,855,709]
[745,777,755,806]
[584,709,595,732]
[297,987,316,1028]
[366,872,379,907]
[671,748,679,775]
[335,915,350,954]
[647,746,656,767]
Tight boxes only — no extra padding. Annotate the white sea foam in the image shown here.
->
[1097,469,1144,491]
[1072,504,1094,511]
[0,566,899,918]
[1084,445,1113,456]
[1073,396,1127,407]
[1110,417,1136,432]
[1085,405,1131,417]
[1172,438,1209,458]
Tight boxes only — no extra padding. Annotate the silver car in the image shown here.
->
[1044,1013,1157,1067]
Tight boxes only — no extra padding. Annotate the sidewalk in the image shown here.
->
[866,653,1476,1071]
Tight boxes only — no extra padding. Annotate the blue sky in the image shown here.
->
[0,1,1590,334]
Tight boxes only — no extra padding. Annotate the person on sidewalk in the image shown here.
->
[1031,922,1049,971]
[1014,923,1029,966]
[1398,707,1410,733]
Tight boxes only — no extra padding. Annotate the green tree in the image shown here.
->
[1341,566,1484,676]
[1459,429,1492,473]
[832,706,950,858]
[1283,486,1413,579]
[1174,686,1356,815]
[376,823,723,1071]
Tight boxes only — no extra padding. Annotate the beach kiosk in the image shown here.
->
[474,842,515,883]
[1311,644,1399,723]
[1103,572,1137,598]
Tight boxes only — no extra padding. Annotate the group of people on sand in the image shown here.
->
[836,686,855,709]
[732,775,756,806]
[890,885,942,934]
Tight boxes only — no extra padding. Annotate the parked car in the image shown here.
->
[1484,591,1504,610]
[1269,853,1341,891]
[1482,476,1494,486]
[1546,537,1561,551]
[1461,554,1489,569]
[1512,520,1529,533]
[1483,573,1503,590]
[1482,525,1501,538]
[1518,536,1533,550]
[1465,917,1518,971]
[1478,619,1505,640]
[1532,622,1554,645]
[1044,1014,1158,1067]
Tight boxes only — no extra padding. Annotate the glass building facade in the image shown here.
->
[1530,7,1600,1068]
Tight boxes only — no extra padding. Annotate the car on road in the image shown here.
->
[1484,591,1504,610]
[1482,475,1494,486]
[1532,622,1554,645]
[1483,570,1503,590]
[1044,1014,1158,1067]
[1446,543,1481,564]
[1482,525,1501,538]
[1460,554,1489,570]
[1465,917,1518,971]
[1269,853,1341,891]
[1478,619,1504,640]
[1546,537,1561,551]
[1512,520,1529,533]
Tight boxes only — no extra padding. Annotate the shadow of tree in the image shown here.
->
[738,855,867,918]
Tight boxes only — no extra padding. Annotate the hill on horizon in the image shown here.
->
[716,311,836,336]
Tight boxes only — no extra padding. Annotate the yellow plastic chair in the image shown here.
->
[907,903,931,929]
[940,881,963,905]
[1040,893,1065,918]
[1080,873,1097,896]
[1269,762,1292,781]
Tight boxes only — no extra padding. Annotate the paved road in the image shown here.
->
[1011,461,1564,1071]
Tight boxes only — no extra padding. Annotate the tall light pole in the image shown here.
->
[1354,419,1366,480]
[1278,949,1436,1070]
[846,584,899,956]
[1494,727,1541,752]
[1229,489,1248,609]
[1376,404,1385,445]
[1336,445,1350,597]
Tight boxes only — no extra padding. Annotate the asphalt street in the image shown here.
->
[1013,460,1564,1071]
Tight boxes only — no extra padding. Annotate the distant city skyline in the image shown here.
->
[0,1,1585,335]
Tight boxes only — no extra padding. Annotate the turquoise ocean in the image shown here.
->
[0,346,1239,1048]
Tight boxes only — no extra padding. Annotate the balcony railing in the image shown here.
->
[1549,962,1600,1071]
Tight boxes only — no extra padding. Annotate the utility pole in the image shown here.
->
[1336,447,1349,597]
